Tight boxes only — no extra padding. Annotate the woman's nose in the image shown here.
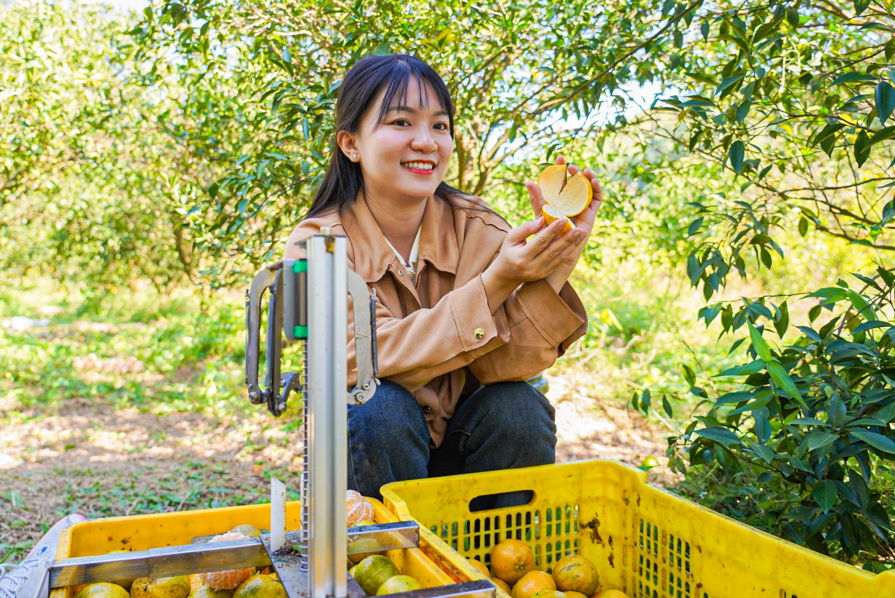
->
[411,127,438,153]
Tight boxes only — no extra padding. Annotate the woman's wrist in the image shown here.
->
[481,268,519,314]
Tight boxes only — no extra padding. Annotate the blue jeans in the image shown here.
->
[347,379,557,508]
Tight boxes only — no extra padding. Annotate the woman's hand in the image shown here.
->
[481,217,587,313]
[524,155,603,292]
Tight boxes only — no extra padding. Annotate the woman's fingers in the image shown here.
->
[525,181,546,218]
[505,217,545,245]
[528,225,585,269]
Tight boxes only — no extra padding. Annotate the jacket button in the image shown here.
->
[397,269,404,275]
[474,328,485,340]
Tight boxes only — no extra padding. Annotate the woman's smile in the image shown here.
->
[401,160,436,174]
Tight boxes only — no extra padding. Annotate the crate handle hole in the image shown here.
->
[469,490,536,512]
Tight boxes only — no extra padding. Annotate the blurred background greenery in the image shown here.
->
[2,0,894,571]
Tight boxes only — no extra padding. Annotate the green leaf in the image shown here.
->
[662,394,673,418]
[695,426,744,446]
[812,123,846,148]
[752,444,775,463]
[854,130,871,167]
[868,126,895,146]
[767,361,807,408]
[716,73,746,96]
[790,417,827,426]
[807,432,838,451]
[829,72,876,87]
[774,301,789,338]
[716,391,753,405]
[850,430,895,454]
[813,480,838,513]
[715,359,765,377]
[852,321,892,335]
[688,216,704,237]
[747,321,773,361]
[730,140,745,174]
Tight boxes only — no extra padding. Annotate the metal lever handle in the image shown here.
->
[347,270,379,404]
[245,263,280,406]
[245,262,291,416]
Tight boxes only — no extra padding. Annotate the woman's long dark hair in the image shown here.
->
[305,53,490,219]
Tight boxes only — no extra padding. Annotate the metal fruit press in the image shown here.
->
[12,230,494,598]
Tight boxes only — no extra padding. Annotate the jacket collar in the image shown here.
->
[341,190,459,283]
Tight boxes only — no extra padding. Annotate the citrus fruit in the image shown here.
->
[348,521,382,564]
[564,592,589,598]
[376,575,422,595]
[189,576,203,593]
[552,555,599,596]
[491,578,512,594]
[491,540,535,584]
[198,533,256,590]
[348,565,359,578]
[541,205,573,234]
[537,165,592,218]
[532,591,567,598]
[466,558,490,578]
[512,571,556,598]
[230,525,262,538]
[638,456,659,471]
[596,592,628,598]
[130,577,191,598]
[347,490,375,526]
[75,583,129,598]
[232,575,286,598]
[353,555,400,595]
[188,587,233,598]
[268,574,278,581]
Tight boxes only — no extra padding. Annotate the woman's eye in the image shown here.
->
[393,119,410,126]
[434,123,448,130]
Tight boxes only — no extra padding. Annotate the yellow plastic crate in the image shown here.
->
[53,499,453,598]
[381,459,895,598]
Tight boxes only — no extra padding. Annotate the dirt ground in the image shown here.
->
[1,371,675,560]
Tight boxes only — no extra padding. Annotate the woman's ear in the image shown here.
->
[337,130,360,162]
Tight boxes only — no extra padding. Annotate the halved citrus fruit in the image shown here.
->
[541,205,573,234]
[536,165,592,218]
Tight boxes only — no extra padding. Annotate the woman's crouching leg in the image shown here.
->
[431,380,556,509]
[347,380,430,500]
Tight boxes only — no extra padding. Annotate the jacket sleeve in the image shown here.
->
[284,222,511,392]
[466,278,588,384]
[346,275,512,391]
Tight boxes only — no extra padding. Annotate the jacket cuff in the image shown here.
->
[448,275,500,353]
[516,279,586,347]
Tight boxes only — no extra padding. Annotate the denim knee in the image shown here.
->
[471,381,557,447]
[347,380,429,498]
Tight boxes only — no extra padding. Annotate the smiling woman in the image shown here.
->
[284,54,603,503]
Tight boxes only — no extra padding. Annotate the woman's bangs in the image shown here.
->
[373,62,454,134]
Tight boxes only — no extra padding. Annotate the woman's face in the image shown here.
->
[348,78,453,204]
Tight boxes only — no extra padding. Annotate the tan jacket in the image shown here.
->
[284,190,587,446]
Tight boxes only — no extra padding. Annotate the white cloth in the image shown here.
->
[384,226,422,285]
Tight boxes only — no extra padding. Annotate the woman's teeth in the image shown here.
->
[402,162,435,170]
